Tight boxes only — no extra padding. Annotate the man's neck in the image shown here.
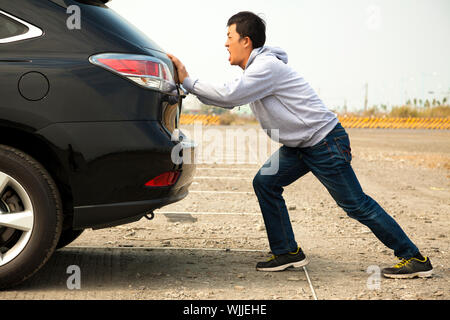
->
[239,50,253,70]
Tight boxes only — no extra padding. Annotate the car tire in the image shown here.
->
[0,145,63,289]
[56,229,84,249]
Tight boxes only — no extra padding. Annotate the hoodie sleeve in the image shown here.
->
[182,58,277,109]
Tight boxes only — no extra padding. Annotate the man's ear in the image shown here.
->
[243,36,253,49]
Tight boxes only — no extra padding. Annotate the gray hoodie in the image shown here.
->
[182,46,338,148]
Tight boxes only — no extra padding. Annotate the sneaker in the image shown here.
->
[256,247,309,272]
[382,256,433,279]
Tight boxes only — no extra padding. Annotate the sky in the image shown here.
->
[109,0,450,111]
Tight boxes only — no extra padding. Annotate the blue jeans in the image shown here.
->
[253,123,419,258]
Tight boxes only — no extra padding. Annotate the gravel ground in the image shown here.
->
[1,127,448,300]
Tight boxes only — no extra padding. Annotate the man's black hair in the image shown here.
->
[227,11,266,48]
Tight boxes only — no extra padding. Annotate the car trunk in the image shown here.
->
[48,0,183,135]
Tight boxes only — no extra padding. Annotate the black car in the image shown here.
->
[0,0,196,288]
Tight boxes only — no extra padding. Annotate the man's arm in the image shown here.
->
[168,54,276,108]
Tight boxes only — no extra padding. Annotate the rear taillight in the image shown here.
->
[145,171,180,187]
[89,53,175,92]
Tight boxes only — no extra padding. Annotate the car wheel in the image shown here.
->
[56,229,84,249]
[0,145,63,289]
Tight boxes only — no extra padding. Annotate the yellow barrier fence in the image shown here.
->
[180,114,450,129]
[338,117,450,130]
[179,114,220,125]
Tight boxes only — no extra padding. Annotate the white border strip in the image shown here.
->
[0,10,43,44]
[68,245,268,253]
[196,167,258,171]
[303,266,318,300]
[197,162,259,165]
[156,211,260,216]
[190,190,253,195]
[195,176,253,180]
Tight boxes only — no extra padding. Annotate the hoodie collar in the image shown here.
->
[245,46,289,69]
[245,47,265,69]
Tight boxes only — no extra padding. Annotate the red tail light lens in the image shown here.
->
[89,53,175,92]
[145,171,180,187]
[96,58,160,77]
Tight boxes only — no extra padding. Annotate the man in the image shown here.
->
[168,11,433,278]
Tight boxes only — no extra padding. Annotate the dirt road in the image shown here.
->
[1,127,448,300]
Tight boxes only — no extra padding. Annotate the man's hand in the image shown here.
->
[167,53,189,84]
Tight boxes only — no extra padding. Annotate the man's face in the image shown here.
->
[225,24,251,68]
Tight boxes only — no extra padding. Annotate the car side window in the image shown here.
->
[0,13,29,39]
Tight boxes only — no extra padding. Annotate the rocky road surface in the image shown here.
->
[1,127,448,300]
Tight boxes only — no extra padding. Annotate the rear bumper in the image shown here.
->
[72,190,188,230]
[72,140,196,229]
[36,120,196,229]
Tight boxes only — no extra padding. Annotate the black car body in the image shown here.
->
[0,0,195,288]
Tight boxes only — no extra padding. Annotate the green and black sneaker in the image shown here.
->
[256,247,309,272]
[382,256,433,279]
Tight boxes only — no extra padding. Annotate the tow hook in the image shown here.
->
[144,212,155,220]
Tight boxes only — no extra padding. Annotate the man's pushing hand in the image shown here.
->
[167,53,189,84]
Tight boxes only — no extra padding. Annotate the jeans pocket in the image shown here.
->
[334,135,352,162]
[304,138,334,166]
[309,138,328,150]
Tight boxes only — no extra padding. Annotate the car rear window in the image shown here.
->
[48,0,164,52]
[0,13,29,39]
[81,4,164,52]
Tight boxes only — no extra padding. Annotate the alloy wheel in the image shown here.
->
[0,171,34,266]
